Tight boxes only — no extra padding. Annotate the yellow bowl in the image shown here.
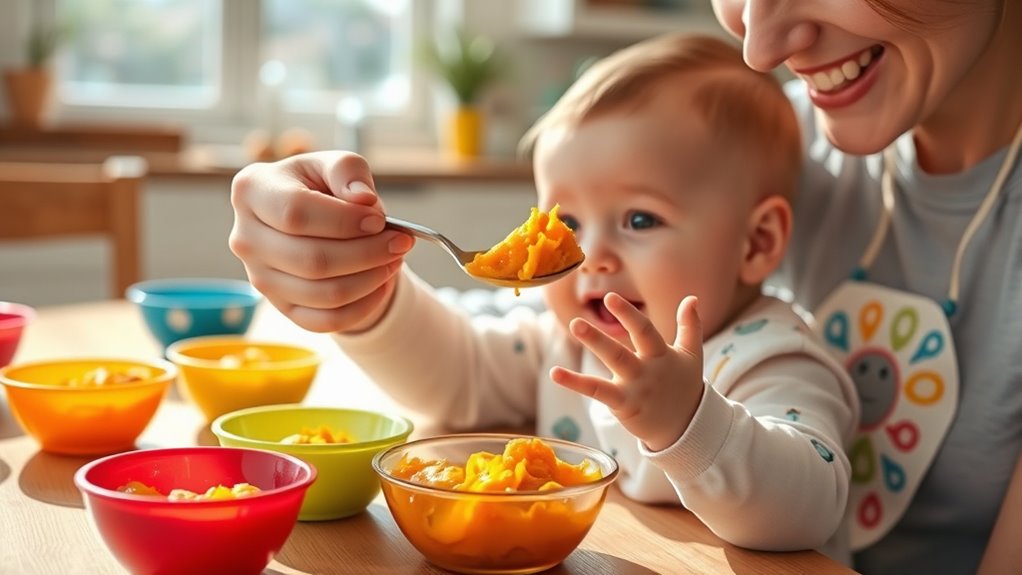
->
[211,404,413,521]
[0,358,176,455]
[166,336,320,423]
[373,433,619,575]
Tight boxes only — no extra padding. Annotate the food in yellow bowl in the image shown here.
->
[218,347,272,368]
[165,336,321,423]
[375,434,618,574]
[118,480,261,501]
[465,205,584,294]
[280,425,353,445]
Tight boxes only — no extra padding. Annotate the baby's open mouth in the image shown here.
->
[586,298,644,326]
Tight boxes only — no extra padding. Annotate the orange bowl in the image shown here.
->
[0,358,176,455]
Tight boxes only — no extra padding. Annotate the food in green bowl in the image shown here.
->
[212,404,413,521]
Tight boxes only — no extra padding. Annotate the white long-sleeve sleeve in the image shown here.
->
[332,269,560,430]
[636,298,859,560]
[642,359,855,554]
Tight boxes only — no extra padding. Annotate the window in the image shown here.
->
[58,0,222,109]
[262,0,412,114]
[44,0,425,145]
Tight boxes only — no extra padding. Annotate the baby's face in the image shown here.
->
[535,90,760,347]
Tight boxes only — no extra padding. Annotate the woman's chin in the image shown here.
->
[818,113,899,156]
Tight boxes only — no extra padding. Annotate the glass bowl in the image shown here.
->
[373,433,618,575]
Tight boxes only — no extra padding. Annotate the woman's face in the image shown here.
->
[710,0,1002,154]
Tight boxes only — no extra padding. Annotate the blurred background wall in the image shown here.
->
[0,0,725,306]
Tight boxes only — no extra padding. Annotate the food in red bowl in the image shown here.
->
[0,301,34,368]
[74,446,316,575]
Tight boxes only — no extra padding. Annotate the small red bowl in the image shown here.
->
[74,446,316,575]
[0,302,34,368]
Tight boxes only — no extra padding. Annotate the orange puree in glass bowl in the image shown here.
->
[379,436,616,573]
[465,205,583,289]
[392,437,600,492]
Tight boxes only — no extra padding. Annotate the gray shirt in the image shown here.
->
[777,82,1022,575]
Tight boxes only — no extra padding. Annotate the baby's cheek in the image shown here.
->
[543,285,578,331]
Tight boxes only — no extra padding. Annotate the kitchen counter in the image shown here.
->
[0,123,534,186]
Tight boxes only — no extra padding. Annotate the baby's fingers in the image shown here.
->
[674,296,703,359]
[604,293,666,358]
[550,367,626,410]
[569,318,641,380]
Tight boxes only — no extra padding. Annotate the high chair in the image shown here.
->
[0,156,147,299]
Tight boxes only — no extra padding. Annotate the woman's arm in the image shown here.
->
[977,453,1022,575]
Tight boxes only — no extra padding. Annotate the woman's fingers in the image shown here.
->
[232,155,386,241]
[245,260,402,311]
[231,216,412,280]
[311,152,379,205]
[569,317,641,380]
[267,279,397,334]
[550,366,626,410]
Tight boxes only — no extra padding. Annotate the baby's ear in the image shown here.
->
[739,195,792,285]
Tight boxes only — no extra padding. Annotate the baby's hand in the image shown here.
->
[551,293,704,452]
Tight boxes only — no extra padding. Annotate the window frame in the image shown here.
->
[29,0,437,148]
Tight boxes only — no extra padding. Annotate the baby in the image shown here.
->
[333,34,859,559]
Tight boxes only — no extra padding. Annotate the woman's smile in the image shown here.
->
[795,45,886,110]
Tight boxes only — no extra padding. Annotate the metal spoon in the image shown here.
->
[384,216,584,289]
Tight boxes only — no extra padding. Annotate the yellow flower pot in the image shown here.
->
[448,106,483,158]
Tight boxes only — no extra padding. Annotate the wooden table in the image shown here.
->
[1,301,857,574]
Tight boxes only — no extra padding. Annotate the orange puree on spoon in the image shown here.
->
[465,205,584,295]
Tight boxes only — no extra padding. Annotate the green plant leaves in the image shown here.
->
[420,28,505,105]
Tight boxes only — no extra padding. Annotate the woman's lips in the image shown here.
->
[803,46,886,110]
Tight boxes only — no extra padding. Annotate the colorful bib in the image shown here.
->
[813,280,958,550]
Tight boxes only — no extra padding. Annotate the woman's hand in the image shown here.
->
[228,151,414,333]
[551,293,705,451]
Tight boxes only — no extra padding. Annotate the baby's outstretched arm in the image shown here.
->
[551,293,704,451]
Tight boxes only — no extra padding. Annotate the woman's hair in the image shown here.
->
[519,34,802,200]
[864,0,987,30]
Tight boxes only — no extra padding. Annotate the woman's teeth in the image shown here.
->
[803,47,880,93]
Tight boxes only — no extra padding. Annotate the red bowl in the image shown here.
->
[0,302,34,368]
[74,446,316,575]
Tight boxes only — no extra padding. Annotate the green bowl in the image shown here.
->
[211,404,413,521]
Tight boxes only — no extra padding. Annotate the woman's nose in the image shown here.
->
[739,0,819,72]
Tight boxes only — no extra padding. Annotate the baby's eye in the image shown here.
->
[627,211,660,230]
[560,214,580,232]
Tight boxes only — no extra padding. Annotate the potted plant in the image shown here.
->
[421,28,505,158]
[4,17,64,127]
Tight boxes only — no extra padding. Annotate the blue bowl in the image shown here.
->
[126,278,263,350]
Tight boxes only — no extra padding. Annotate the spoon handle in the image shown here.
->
[384,216,471,263]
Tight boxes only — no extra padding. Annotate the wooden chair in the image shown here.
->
[0,157,147,299]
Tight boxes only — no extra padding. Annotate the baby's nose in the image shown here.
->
[579,239,620,274]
